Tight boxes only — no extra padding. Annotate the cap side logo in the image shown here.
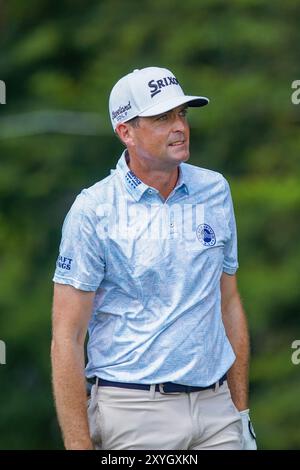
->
[112,101,132,122]
[148,76,179,98]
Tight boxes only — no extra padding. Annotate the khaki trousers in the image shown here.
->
[87,380,243,450]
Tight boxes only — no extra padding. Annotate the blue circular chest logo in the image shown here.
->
[196,224,216,246]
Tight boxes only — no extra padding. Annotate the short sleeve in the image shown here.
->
[222,178,239,275]
[52,191,105,291]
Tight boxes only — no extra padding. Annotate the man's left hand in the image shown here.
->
[239,409,257,450]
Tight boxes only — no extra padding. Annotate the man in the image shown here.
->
[51,67,257,450]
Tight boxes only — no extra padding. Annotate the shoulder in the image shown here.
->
[181,161,228,192]
[71,171,118,214]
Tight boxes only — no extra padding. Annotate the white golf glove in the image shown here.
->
[239,409,257,450]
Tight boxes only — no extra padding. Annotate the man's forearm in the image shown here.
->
[51,339,93,450]
[222,293,250,411]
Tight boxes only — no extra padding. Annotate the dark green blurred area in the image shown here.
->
[0,0,300,450]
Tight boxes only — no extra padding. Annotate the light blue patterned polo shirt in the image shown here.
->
[53,150,238,386]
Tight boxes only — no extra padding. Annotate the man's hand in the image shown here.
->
[239,409,257,450]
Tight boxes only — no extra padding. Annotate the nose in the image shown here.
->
[171,113,187,133]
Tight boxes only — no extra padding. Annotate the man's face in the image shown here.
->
[127,105,190,168]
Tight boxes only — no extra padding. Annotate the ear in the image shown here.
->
[115,123,135,147]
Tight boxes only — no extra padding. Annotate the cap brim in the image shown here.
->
[138,95,209,118]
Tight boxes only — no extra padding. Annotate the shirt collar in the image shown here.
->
[116,150,189,201]
[116,150,150,201]
[176,164,189,195]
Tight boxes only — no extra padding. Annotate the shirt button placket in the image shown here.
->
[170,211,175,239]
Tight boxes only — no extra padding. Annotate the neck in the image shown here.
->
[126,151,179,200]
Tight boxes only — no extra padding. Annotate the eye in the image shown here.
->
[179,108,188,117]
[156,114,168,121]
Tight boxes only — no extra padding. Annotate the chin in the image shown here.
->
[181,151,190,162]
[168,147,190,163]
[176,150,190,163]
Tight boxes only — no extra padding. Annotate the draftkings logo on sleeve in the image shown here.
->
[57,255,73,271]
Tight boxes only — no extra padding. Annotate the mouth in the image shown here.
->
[168,140,185,147]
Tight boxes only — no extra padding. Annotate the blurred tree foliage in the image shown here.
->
[0,0,300,449]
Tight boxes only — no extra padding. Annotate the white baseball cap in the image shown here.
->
[109,66,209,131]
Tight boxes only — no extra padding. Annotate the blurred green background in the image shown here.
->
[0,0,300,450]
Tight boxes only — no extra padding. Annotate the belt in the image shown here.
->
[89,374,227,394]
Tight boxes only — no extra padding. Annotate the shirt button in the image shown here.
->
[148,189,153,194]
